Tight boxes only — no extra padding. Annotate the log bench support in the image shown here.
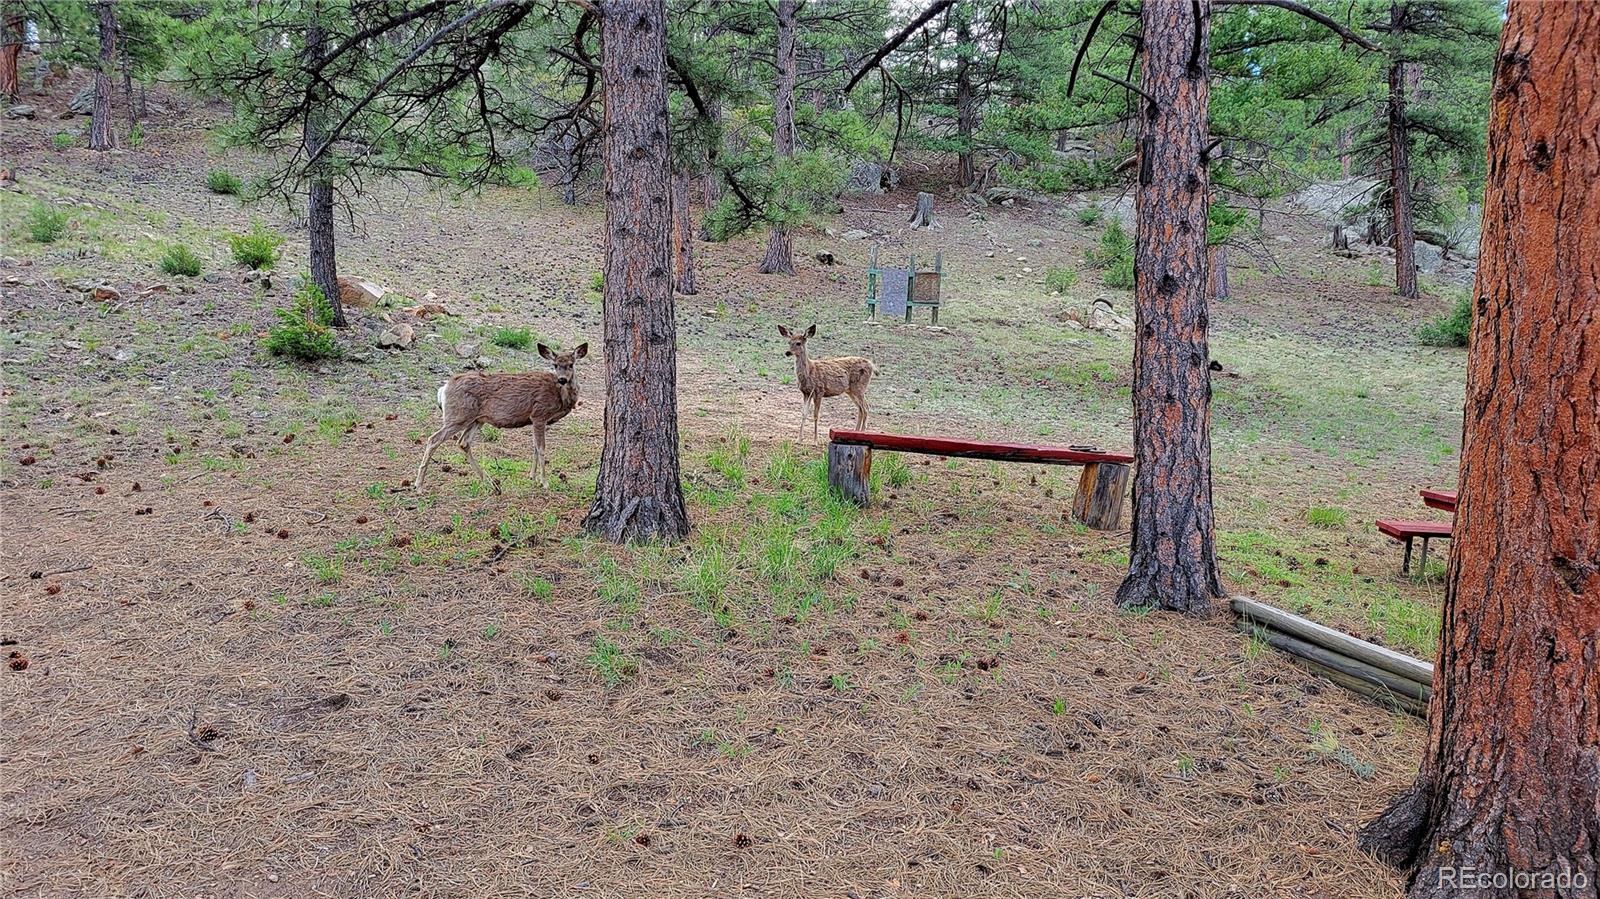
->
[825,429,1133,531]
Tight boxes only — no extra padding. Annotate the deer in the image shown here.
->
[778,324,877,443]
[415,342,588,494]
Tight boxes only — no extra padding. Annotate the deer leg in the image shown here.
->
[851,391,868,430]
[533,423,549,489]
[799,394,810,440]
[813,395,823,444]
[415,423,464,492]
[460,430,495,495]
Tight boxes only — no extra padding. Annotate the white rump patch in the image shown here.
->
[436,381,450,416]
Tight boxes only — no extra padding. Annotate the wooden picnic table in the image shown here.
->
[1420,488,1458,513]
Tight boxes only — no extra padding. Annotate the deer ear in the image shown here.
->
[537,343,553,360]
[777,325,790,338]
[574,342,588,359]
[806,324,817,337]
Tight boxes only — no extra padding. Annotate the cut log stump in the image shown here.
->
[1071,462,1129,530]
[828,442,872,505]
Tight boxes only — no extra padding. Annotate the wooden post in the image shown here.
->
[827,442,872,506]
[1071,461,1129,530]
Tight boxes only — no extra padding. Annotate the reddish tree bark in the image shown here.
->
[1358,3,1600,895]
[1386,2,1419,298]
[88,1,116,151]
[0,14,23,100]
[759,0,797,276]
[304,10,344,327]
[581,0,690,543]
[1115,0,1224,614]
[671,170,698,295]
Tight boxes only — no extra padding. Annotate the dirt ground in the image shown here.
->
[0,78,1466,898]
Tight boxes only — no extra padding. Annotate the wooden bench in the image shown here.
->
[1376,519,1453,574]
[826,429,1135,530]
[1419,488,1458,513]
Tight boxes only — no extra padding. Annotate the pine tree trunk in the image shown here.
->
[118,35,135,130]
[1208,245,1229,300]
[954,8,977,189]
[0,14,23,100]
[582,0,690,544]
[1115,0,1223,614]
[759,0,798,276]
[1387,3,1419,299]
[1358,5,1600,894]
[672,170,697,295]
[304,9,344,327]
[88,1,116,151]
[560,129,579,205]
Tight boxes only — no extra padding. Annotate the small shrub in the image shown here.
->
[24,204,67,243]
[1044,267,1078,293]
[1418,292,1472,347]
[51,132,73,151]
[1305,506,1348,529]
[490,326,534,350]
[159,244,202,277]
[206,169,242,196]
[1103,256,1135,289]
[1077,206,1103,226]
[1089,220,1135,289]
[589,272,604,293]
[228,221,284,269]
[501,165,539,188]
[265,280,341,362]
[127,123,144,148]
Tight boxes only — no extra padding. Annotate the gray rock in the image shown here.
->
[5,105,35,120]
[841,229,870,242]
[844,161,896,195]
[68,85,95,115]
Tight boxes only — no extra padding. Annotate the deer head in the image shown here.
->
[777,324,817,358]
[537,342,589,385]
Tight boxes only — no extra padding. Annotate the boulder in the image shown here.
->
[840,229,871,242]
[1292,177,1381,227]
[844,161,896,195]
[337,276,386,308]
[5,105,35,120]
[68,85,94,116]
[377,322,416,349]
[91,285,122,301]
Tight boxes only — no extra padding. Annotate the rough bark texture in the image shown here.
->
[1208,244,1229,299]
[908,191,934,228]
[89,1,116,151]
[1358,4,1600,895]
[759,0,797,276]
[581,0,690,544]
[0,14,23,100]
[671,171,697,295]
[954,8,977,189]
[1387,2,1419,299]
[1115,0,1224,614]
[560,130,579,205]
[304,11,344,327]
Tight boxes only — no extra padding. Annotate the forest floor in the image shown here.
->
[1,82,1465,898]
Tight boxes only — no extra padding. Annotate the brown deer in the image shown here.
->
[415,342,588,494]
[778,324,877,443]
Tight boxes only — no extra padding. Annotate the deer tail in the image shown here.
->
[436,381,450,418]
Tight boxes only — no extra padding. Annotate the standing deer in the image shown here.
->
[778,324,877,443]
[415,342,588,494]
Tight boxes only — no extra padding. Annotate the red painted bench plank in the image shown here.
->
[828,429,1134,465]
[1419,489,1458,512]
[1376,519,1453,540]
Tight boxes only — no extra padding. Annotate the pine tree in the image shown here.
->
[1358,3,1599,894]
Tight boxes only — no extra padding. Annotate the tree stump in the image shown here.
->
[827,443,872,506]
[907,191,934,229]
[1071,462,1130,531]
[1332,223,1350,251]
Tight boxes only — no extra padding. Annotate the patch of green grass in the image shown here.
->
[1044,267,1078,293]
[516,573,554,601]
[52,132,75,151]
[24,203,67,243]
[228,220,285,270]
[1076,206,1103,226]
[206,170,243,196]
[490,326,535,350]
[1418,291,1472,348]
[587,636,638,688]
[159,243,203,277]
[870,452,912,490]
[1305,506,1348,529]
[595,557,643,614]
